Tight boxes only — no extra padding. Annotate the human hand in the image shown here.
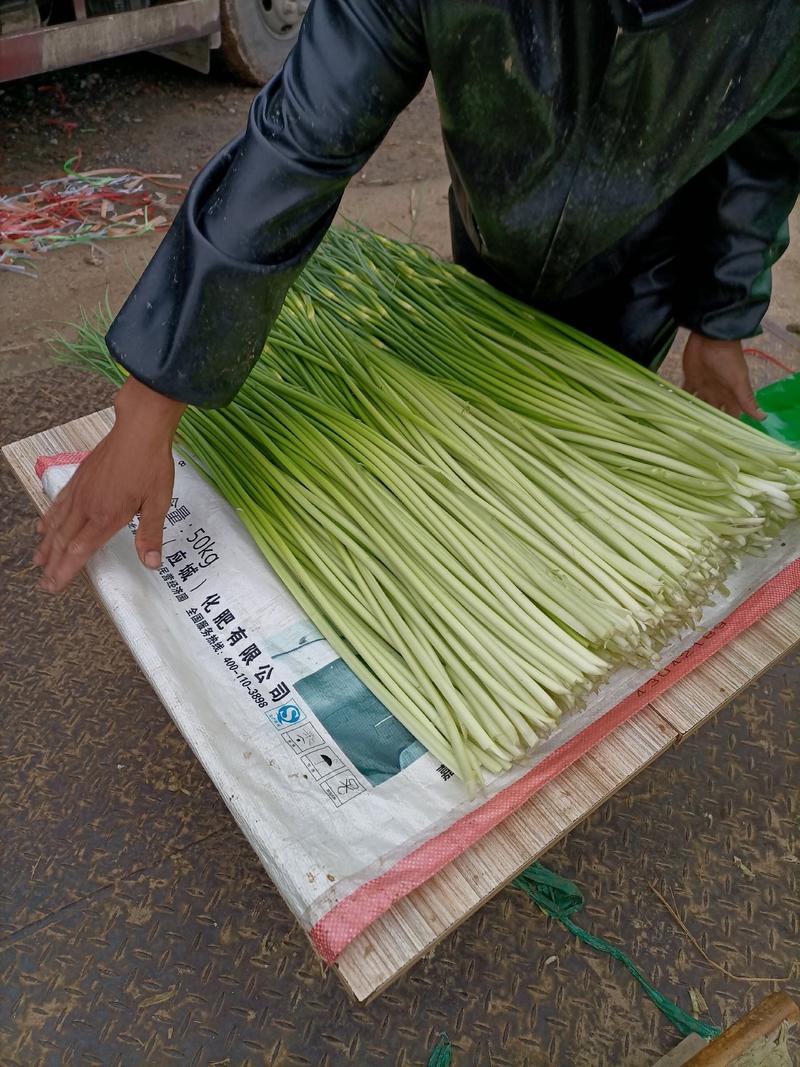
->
[34,376,187,593]
[682,332,764,420]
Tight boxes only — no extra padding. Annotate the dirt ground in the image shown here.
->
[1,53,798,388]
[0,56,450,383]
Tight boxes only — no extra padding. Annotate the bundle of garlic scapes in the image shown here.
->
[59,229,800,790]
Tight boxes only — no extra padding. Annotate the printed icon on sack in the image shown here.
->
[318,770,366,807]
[300,746,345,782]
[277,704,302,725]
[267,703,306,730]
[282,724,324,754]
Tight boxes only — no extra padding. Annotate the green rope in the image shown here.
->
[427,1033,452,1066]
[512,863,721,1040]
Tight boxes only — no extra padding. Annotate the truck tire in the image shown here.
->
[219,0,308,85]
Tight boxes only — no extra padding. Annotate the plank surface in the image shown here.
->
[650,598,800,736]
[2,407,112,513]
[335,708,677,1000]
[335,592,798,1000]
[4,411,798,1004]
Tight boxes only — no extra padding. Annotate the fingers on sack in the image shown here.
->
[35,500,74,571]
[134,493,171,569]
[38,506,91,592]
[43,518,117,593]
[33,494,69,566]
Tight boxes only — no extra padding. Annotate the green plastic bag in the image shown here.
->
[741,373,800,449]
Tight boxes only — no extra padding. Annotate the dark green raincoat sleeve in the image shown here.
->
[105,0,427,407]
[675,79,800,341]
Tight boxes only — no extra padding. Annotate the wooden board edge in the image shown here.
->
[335,709,680,1002]
[6,411,799,1004]
[651,597,800,741]
[3,406,114,516]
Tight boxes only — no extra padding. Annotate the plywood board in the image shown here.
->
[334,708,677,1000]
[4,410,798,1003]
[650,598,799,736]
[334,594,798,1000]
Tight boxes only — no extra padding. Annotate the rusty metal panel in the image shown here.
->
[2,366,799,1067]
[0,0,219,84]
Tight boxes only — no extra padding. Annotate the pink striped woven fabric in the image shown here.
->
[310,559,800,963]
[35,450,88,480]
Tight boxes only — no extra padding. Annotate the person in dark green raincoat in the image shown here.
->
[35,0,800,591]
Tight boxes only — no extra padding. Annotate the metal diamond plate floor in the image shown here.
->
[2,367,798,1067]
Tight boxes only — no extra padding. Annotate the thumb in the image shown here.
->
[735,377,766,421]
[135,493,169,569]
